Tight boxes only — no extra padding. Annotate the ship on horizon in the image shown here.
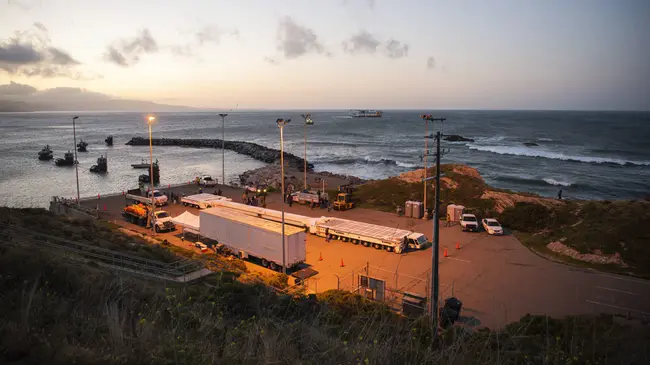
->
[349,109,382,118]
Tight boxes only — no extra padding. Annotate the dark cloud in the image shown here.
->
[427,56,436,70]
[0,81,37,95]
[264,57,279,65]
[276,16,324,59]
[385,39,409,59]
[104,29,158,67]
[343,30,380,54]
[0,23,82,78]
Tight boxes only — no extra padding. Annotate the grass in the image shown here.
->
[1,240,649,364]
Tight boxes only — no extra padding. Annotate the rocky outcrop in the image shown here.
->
[238,165,366,190]
[443,135,475,142]
[126,137,313,172]
[547,241,627,267]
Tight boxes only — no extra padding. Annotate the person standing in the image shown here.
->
[558,189,563,200]
[325,228,330,242]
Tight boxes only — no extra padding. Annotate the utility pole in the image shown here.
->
[219,113,228,186]
[301,113,313,190]
[72,116,80,203]
[423,116,428,218]
[420,115,446,337]
[276,118,291,274]
[147,116,156,236]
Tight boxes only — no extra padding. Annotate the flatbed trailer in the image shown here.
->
[181,193,231,209]
[210,200,314,228]
[310,217,428,253]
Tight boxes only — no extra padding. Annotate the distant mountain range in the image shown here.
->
[0,82,193,112]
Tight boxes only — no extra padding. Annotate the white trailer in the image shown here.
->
[126,189,168,206]
[200,207,306,271]
[181,193,232,209]
[210,200,313,228]
[310,217,429,254]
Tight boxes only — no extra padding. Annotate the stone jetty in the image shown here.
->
[126,137,314,172]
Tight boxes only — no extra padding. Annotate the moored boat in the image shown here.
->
[38,145,53,160]
[77,139,88,152]
[55,151,75,166]
[349,109,382,118]
[105,135,113,146]
[90,154,107,173]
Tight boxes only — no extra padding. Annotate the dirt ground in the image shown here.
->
[80,182,650,330]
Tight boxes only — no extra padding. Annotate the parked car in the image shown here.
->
[194,242,209,252]
[482,218,503,235]
[459,214,479,232]
[199,175,217,186]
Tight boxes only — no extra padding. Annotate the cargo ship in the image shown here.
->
[349,109,382,118]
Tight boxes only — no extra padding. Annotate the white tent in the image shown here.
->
[172,211,200,232]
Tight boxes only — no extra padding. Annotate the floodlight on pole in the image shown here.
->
[300,113,313,190]
[72,116,80,203]
[276,118,291,274]
[219,113,228,186]
[147,115,156,235]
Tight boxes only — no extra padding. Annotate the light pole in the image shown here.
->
[300,113,313,190]
[276,118,291,274]
[219,113,228,186]
[421,114,446,337]
[72,116,80,203]
[147,115,156,235]
[421,115,429,218]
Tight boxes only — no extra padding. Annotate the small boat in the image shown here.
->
[131,159,150,169]
[105,135,113,146]
[77,139,88,152]
[55,151,75,166]
[38,145,53,161]
[90,155,107,173]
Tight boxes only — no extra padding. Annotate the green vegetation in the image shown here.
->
[501,200,650,277]
[2,240,649,364]
[354,164,496,217]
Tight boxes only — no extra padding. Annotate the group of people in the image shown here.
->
[242,191,266,207]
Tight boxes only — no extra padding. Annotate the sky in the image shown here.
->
[1,0,649,110]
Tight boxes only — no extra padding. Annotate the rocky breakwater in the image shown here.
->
[126,137,314,171]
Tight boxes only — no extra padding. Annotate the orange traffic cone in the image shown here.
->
[340,258,345,267]
[444,247,448,258]
[456,242,461,250]
[168,184,171,188]
[319,252,323,261]
[103,205,107,211]
[122,190,125,196]
[97,193,101,199]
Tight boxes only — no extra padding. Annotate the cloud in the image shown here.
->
[427,56,436,70]
[385,39,409,59]
[104,29,159,67]
[264,57,279,65]
[0,23,83,78]
[343,30,380,54]
[170,45,193,57]
[276,16,325,59]
[0,81,37,96]
[341,0,375,9]
[342,31,409,59]
[196,25,239,45]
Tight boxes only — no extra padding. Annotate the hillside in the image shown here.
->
[1,207,649,364]
[353,164,650,277]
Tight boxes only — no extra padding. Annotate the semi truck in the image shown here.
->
[122,204,176,232]
[125,189,168,206]
[291,190,325,205]
[209,200,429,253]
[199,207,306,271]
[181,193,232,209]
[308,217,428,253]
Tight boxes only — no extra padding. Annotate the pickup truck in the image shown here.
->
[122,204,176,232]
[199,175,217,186]
[460,214,479,232]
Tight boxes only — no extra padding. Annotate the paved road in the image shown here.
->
[80,184,650,329]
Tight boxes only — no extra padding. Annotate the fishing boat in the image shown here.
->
[131,159,150,169]
[90,155,107,173]
[55,151,75,166]
[349,109,382,118]
[77,139,88,152]
[105,135,113,146]
[38,145,53,161]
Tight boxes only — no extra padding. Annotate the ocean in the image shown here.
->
[1,110,649,208]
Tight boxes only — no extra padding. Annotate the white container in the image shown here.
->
[200,208,306,268]
[453,205,465,222]
[447,204,457,221]
[412,201,424,219]
[404,201,413,218]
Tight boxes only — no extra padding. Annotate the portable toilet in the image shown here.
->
[404,201,413,218]
[412,201,424,219]
[453,205,465,222]
[446,204,457,221]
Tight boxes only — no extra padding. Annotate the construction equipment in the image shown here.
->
[332,192,354,211]
[122,203,175,232]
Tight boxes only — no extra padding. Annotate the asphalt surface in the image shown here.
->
[81,183,650,329]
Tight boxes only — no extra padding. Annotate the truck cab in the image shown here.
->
[406,233,429,250]
[199,175,217,186]
[148,190,168,206]
[333,193,354,211]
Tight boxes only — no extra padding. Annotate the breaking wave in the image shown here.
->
[468,145,650,166]
[325,156,417,168]
[542,178,572,187]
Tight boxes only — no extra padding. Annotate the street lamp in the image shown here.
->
[420,115,429,219]
[72,116,80,203]
[300,113,314,190]
[276,118,291,274]
[147,115,156,235]
[219,113,228,186]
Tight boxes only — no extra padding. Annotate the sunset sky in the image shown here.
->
[1,0,648,110]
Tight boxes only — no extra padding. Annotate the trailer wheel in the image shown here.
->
[269,262,277,271]
[373,243,382,250]
[352,239,359,245]
[155,226,160,233]
[362,241,370,247]
[385,246,393,252]
[342,237,349,242]
[261,259,269,268]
